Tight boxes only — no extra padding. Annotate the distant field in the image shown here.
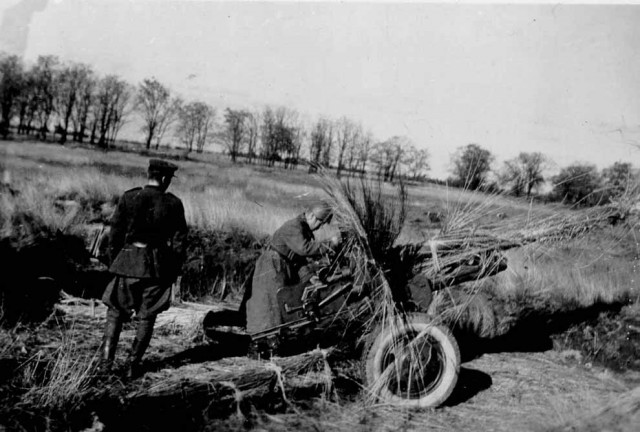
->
[1,140,316,236]
[0,140,569,235]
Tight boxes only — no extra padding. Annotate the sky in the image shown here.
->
[1,0,639,180]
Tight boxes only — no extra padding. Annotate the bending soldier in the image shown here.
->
[99,159,188,378]
[244,202,338,337]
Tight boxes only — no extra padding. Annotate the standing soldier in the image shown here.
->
[99,159,188,378]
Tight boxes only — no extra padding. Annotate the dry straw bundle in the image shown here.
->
[403,185,636,292]
[313,169,637,404]
[125,348,336,415]
[314,171,406,334]
[315,169,520,331]
[315,171,477,407]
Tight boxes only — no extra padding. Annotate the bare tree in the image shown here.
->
[278,109,302,169]
[0,53,24,138]
[309,117,333,172]
[356,129,374,176]
[371,140,394,180]
[321,121,334,168]
[260,106,276,165]
[345,123,363,174]
[153,97,182,150]
[54,62,93,144]
[136,77,179,150]
[500,152,547,197]
[106,81,133,146]
[31,55,60,140]
[16,67,37,135]
[288,118,306,170]
[176,103,198,153]
[223,108,249,162]
[371,136,411,182]
[335,117,357,177]
[195,104,214,154]
[70,69,96,143]
[177,101,215,153]
[245,110,260,164]
[406,146,430,180]
[389,136,412,182]
[260,106,296,166]
[90,75,131,148]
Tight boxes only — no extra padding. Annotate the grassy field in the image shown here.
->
[1,140,318,237]
[1,138,638,315]
[1,139,639,431]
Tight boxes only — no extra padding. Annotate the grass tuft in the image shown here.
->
[20,320,98,411]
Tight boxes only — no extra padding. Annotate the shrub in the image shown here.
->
[180,227,266,302]
[551,163,604,207]
[0,211,90,326]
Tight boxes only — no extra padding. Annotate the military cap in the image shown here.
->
[310,201,333,224]
[148,159,179,177]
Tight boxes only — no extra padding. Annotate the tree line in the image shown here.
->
[0,54,129,148]
[0,52,431,181]
[1,52,635,206]
[448,143,638,207]
[0,53,216,152]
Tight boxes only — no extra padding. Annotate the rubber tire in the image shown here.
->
[362,313,460,408]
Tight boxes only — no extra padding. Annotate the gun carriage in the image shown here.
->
[204,241,507,408]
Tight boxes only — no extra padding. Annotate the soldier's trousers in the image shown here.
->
[102,275,171,320]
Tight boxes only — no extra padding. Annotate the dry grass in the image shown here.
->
[314,172,404,325]
[282,167,638,408]
[2,139,639,430]
[544,384,640,432]
[314,172,466,407]
[1,141,319,238]
[494,226,639,306]
[1,169,123,235]
[182,187,297,236]
[209,351,630,432]
[410,176,638,294]
[19,320,99,411]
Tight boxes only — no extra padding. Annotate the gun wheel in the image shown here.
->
[362,313,460,408]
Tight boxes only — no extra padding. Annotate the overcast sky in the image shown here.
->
[1,0,639,179]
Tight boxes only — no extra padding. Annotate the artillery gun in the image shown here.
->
[204,242,507,408]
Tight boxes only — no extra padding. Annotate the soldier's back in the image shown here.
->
[120,186,185,245]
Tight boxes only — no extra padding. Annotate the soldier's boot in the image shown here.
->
[126,317,156,380]
[98,310,122,373]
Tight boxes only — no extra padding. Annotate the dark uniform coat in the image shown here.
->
[245,214,324,334]
[102,185,187,320]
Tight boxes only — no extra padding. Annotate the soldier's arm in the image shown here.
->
[108,193,128,263]
[282,224,323,258]
[171,200,188,268]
